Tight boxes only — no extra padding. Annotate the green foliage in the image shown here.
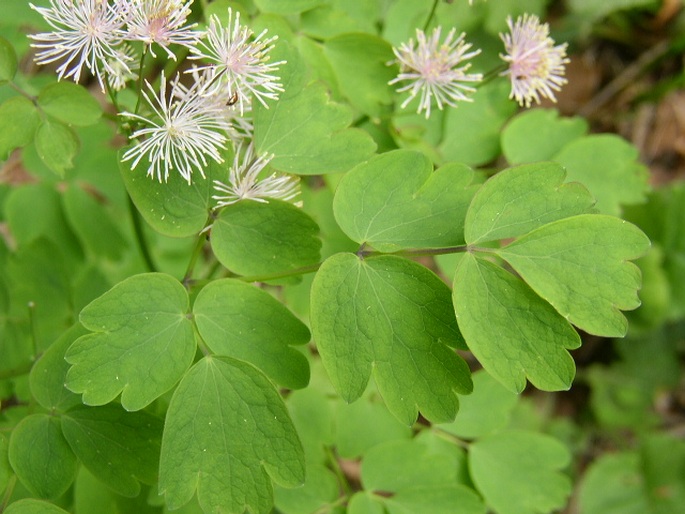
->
[61,405,162,497]
[65,273,195,410]
[211,200,322,277]
[34,119,79,176]
[454,253,581,393]
[8,415,77,499]
[193,278,311,388]
[158,356,305,513]
[0,96,39,160]
[311,253,472,424]
[0,36,17,84]
[333,150,477,251]
[498,215,649,336]
[470,431,572,514]
[0,3,678,514]
[36,82,102,127]
[120,155,220,238]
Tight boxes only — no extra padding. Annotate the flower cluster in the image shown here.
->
[388,13,569,116]
[30,0,298,203]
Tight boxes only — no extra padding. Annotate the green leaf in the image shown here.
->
[361,439,484,514]
[120,153,219,237]
[470,431,572,514]
[501,108,588,164]
[61,404,163,497]
[301,1,381,39]
[553,134,649,215]
[333,150,477,251]
[323,33,395,117]
[254,81,376,175]
[578,452,649,514]
[348,493,385,514]
[438,80,517,167]
[6,239,75,353]
[37,81,102,126]
[62,184,128,261]
[0,96,39,160]
[193,278,311,389]
[4,499,70,514]
[29,323,86,412]
[385,486,486,514]
[8,414,77,499]
[274,464,339,514]
[335,396,412,459]
[361,439,464,491]
[437,369,519,439]
[211,200,321,278]
[253,0,323,14]
[65,273,195,410]
[0,36,17,83]
[35,119,79,177]
[159,356,305,514]
[453,254,580,393]
[465,162,595,245]
[310,253,472,424]
[497,215,650,337]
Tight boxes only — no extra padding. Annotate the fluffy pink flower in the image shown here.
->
[388,27,482,119]
[500,14,570,107]
[29,0,131,90]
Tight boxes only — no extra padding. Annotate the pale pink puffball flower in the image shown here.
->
[189,8,285,116]
[388,27,483,119]
[120,72,233,184]
[124,0,202,60]
[499,14,570,108]
[29,0,132,91]
[213,143,300,207]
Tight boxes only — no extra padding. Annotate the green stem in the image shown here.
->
[127,195,157,272]
[325,445,352,497]
[0,475,17,512]
[422,0,440,32]
[133,46,149,117]
[236,262,323,283]
[183,231,210,286]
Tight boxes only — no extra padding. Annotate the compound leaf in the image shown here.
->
[61,404,163,497]
[497,215,650,337]
[193,278,311,389]
[211,200,321,278]
[333,150,477,251]
[453,254,580,393]
[310,253,472,424]
[8,414,77,499]
[470,431,571,514]
[254,81,376,175]
[65,273,195,410]
[465,162,595,245]
[158,356,305,514]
